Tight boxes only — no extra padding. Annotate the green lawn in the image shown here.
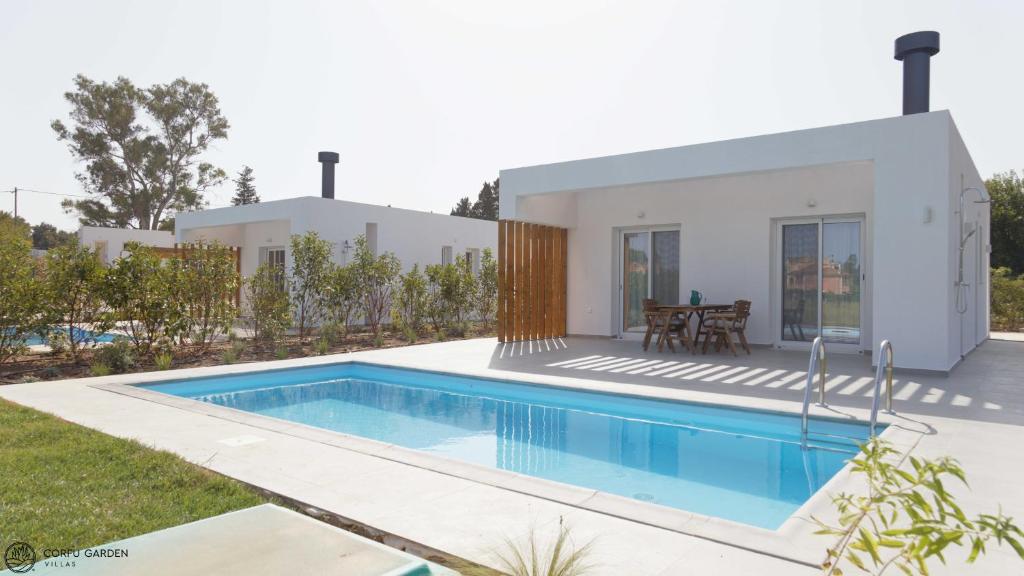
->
[0,398,266,551]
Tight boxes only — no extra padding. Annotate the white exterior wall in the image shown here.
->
[77,226,175,264]
[516,162,874,348]
[947,123,990,363]
[501,111,987,372]
[176,197,496,277]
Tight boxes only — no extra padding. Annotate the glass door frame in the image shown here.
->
[773,216,866,353]
[616,225,681,338]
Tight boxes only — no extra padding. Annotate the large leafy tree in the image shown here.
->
[31,222,76,250]
[450,178,500,221]
[0,211,31,242]
[987,170,1024,275]
[231,165,259,205]
[52,74,229,230]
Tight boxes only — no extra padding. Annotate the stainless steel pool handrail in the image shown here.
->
[869,340,895,437]
[800,336,827,446]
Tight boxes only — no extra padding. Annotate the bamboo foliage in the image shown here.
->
[497,220,567,342]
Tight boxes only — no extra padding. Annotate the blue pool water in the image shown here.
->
[145,363,875,529]
[11,327,116,346]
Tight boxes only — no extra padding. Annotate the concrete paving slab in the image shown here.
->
[29,504,455,576]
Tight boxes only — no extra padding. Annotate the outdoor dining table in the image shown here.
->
[648,303,734,353]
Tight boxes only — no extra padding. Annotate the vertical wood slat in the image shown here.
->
[510,221,518,342]
[560,228,567,336]
[517,221,526,342]
[496,219,568,342]
[497,221,506,342]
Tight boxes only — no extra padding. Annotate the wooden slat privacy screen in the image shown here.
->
[497,220,567,342]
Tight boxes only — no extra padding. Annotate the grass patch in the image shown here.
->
[0,398,266,551]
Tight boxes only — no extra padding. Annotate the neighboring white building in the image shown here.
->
[175,153,496,302]
[78,226,175,265]
[500,109,988,373]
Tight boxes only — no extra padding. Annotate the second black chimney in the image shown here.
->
[318,151,339,199]
[894,31,940,115]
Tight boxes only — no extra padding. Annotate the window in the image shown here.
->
[365,223,378,256]
[466,248,480,274]
[441,246,453,266]
[259,246,287,291]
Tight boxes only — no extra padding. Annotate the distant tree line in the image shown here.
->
[0,211,76,250]
[451,178,499,221]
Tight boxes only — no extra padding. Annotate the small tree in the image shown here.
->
[245,263,291,343]
[815,439,1024,576]
[42,244,111,359]
[475,248,498,326]
[323,263,361,337]
[454,254,477,325]
[425,263,458,334]
[231,166,260,205]
[0,230,44,366]
[102,244,175,354]
[992,267,1024,331]
[171,241,240,352]
[392,264,428,336]
[351,235,400,338]
[288,232,333,341]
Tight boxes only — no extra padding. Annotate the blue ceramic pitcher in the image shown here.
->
[689,290,703,306]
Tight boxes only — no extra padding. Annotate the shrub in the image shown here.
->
[815,438,1024,575]
[46,329,69,357]
[102,244,175,354]
[42,243,111,359]
[351,235,400,338]
[170,240,240,352]
[221,348,238,364]
[92,338,137,374]
[89,362,111,377]
[992,267,1024,331]
[245,263,291,342]
[154,352,173,371]
[275,346,289,360]
[425,257,475,334]
[289,232,333,341]
[322,264,360,337]
[0,229,45,366]
[475,248,498,327]
[314,338,330,356]
[392,264,427,336]
[492,519,595,576]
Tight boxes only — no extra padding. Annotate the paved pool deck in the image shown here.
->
[31,504,456,575]
[2,337,1022,575]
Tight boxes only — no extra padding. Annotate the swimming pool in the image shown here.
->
[14,327,116,346]
[145,362,875,529]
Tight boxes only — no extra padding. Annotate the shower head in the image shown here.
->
[963,186,991,203]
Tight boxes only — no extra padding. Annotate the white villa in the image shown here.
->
[500,108,988,373]
[174,153,496,281]
[78,226,175,265]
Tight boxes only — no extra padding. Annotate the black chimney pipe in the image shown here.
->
[894,31,940,115]
[318,151,339,199]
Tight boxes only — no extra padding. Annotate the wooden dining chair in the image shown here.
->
[641,299,662,351]
[702,299,752,356]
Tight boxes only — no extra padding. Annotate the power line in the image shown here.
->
[5,187,91,198]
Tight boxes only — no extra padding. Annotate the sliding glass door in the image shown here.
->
[620,228,680,334]
[779,218,863,349]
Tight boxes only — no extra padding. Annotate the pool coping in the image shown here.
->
[86,353,927,567]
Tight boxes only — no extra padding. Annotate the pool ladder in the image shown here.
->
[799,338,895,447]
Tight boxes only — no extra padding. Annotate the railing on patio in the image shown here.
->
[497,220,567,342]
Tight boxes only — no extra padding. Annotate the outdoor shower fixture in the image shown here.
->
[955,186,991,314]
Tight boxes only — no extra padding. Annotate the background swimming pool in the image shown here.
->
[146,363,875,529]
[7,327,115,346]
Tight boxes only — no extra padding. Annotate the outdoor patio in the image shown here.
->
[488,335,1024,427]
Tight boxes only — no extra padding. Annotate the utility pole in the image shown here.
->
[12,187,16,218]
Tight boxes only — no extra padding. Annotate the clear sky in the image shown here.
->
[1,0,1020,230]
